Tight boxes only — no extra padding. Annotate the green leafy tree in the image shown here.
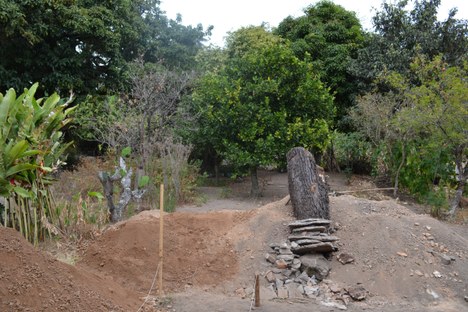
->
[0,0,210,95]
[275,0,365,129]
[351,0,468,91]
[190,26,334,196]
[393,56,467,216]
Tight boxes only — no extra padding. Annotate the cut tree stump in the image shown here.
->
[287,147,329,220]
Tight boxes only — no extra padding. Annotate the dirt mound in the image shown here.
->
[0,227,147,312]
[329,195,468,308]
[80,210,246,293]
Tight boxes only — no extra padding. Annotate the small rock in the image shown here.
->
[414,222,420,226]
[265,253,276,264]
[303,285,320,298]
[276,278,284,289]
[346,286,367,301]
[235,287,246,299]
[397,251,408,257]
[291,258,301,270]
[439,254,452,265]
[464,295,468,302]
[433,271,442,278]
[277,286,289,299]
[320,301,347,310]
[265,271,276,283]
[277,254,295,262]
[425,226,432,231]
[276,259,288,269]
[300,254,331,280]
[329,283,342,293]
[337,253,355,264]
[414,270,424,277]
[286,283,304,298]
[426,288,439,299]
[290,241,299,249]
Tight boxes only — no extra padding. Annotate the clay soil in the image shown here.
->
[1,169,468,312]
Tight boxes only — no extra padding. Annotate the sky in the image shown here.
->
[160,0,468,47]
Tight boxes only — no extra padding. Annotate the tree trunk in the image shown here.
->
[448,145,466,217]
[287,147,329,220]
[250,166,261,197]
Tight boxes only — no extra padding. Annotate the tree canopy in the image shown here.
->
[0,0,210,95]
[190,26,334,195]
[275,0,365,129]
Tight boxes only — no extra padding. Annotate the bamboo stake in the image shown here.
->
[158,184,164,296]
[255,274,260,307]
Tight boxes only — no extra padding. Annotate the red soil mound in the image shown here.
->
[79,210,245,293]
[0,227,145,312]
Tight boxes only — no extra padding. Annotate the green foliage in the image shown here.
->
[190,26,334,181]
[333,132,372,173]
[0,0,210,95]
[351,0,468,91]
[275,0,365,129]
[0,83,74,244]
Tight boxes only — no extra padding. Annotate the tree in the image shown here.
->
[0,0,210,96]
[275,0,365,129]
[394,56,467,216]
[351,0,468,91]
[191,26,334,196]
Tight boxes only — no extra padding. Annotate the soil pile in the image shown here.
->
[0,227,147,312]
[80,210,243,293]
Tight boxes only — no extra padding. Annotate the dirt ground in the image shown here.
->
[1,169,467,312]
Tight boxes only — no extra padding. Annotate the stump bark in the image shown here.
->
[287,147,329,220]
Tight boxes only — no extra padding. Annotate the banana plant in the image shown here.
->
[0,83,75,244]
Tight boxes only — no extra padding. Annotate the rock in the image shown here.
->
[279,246,293,255]
[282,270,293,278]
[235,287,247,299]
[337,253,355,265]
[414,270,424,277]
[265,271,276,283]
[265,253,276,264]
[292,242,336,254]
[346,285,367,301]
[291,225,327,233]
[303,285,320,298]
[426,288,439,299]
[276,259,288,269]
[464,295,468,302]
[297,271,310,283]
[276,278,284,290]
[329,283,342,293]
[286,283,304,298]
[288,234,339,243]
[320,301,347,310]
[288,218,331,229]
[291,259,301,270]
[293,239,322,246]
[277,286,289,299]
[425,226,432,231]
[433,271,442,278]
[290,241,299,249]
[397,251,408,257]
[277,254,295,262]
[414,222,420,226]
[300,254,330,280]
[261,286,277,300]
[439,253,452,265]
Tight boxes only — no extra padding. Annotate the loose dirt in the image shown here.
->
[1,170,467,312]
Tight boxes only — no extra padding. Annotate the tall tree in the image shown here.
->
[351,0,468,91]
[275,0,365,129]
[0,0,210,95]
[190,26,334,196]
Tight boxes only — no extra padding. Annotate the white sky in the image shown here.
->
[160,0,468,47]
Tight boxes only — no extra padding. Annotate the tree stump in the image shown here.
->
[287,147,329,220]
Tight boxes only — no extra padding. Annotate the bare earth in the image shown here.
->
[1,170,467,312]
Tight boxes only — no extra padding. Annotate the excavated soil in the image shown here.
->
[1,170,467,312]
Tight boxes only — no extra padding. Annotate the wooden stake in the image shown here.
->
[158,184,164,296]
[255,273,260,307]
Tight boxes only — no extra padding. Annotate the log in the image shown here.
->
[287,147,329,220]
[291,242,336,254]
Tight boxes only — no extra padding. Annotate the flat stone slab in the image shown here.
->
[288,234,339,243]
[288,218,331,229]
[291,225,327,233]
[292,242,337,254]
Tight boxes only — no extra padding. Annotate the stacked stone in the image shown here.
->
[263,218,339,300]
